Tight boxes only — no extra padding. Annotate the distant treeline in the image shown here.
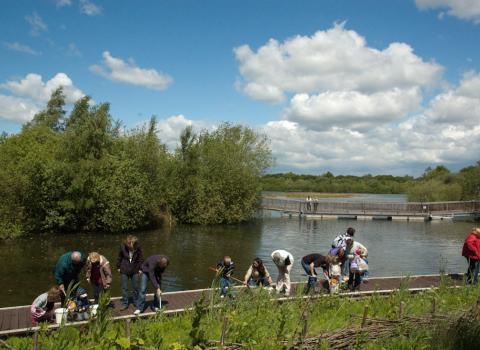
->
[0,89,273,239]
[262,163,480,202]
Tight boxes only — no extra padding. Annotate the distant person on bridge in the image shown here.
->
[137,255,169,314]
[462,227,480,285]
[116,234,144,311]
[271,249,294,296]
[216,256,235,298]
[53,251,86,301]
[243,257,273,288]
[30,286,62,324]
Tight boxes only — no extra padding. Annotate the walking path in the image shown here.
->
[0,274,464,336]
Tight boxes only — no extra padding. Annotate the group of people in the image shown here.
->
[462,227,480,284]
[216,227,369,298]
[31,228,369,324]
[31,235,169,323]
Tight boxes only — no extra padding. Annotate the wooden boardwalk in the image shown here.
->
[0,274,464,336]
[261,197,480,220]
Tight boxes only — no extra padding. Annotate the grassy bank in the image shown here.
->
[4,277,480,350]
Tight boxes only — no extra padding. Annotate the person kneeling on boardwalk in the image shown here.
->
[30,286,62,324]
[136,255,169,314]
[243,257,273,288]
[217,256,235,298]
[86,252,112,303]
[301,254,332,294]
[271,249,294,297]
[116,235,144,311]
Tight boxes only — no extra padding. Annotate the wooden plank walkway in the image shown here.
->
[261,197,480,219]
[0,274,464,336]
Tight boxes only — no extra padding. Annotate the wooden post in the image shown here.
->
[399,301,405,319]
[125,319,131,341]
[220,316,228,346]
[361,305,369,328]
[301,312,309,342]
[33,330,39,350]
[431,298,436,316]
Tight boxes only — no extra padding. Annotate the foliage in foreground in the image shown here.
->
[4,280,480,350]
[0,89,273,238]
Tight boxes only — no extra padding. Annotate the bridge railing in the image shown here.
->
[261,197,480,215]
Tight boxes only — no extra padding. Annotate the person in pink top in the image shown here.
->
[461,227,480,284]
[30,286,61,324]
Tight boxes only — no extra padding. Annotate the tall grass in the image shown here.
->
[4,279,480,350]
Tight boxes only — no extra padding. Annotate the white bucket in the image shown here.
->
[55,308,67,324]
[90,304,99,316]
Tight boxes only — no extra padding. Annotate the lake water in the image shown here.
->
[0,214,473,307]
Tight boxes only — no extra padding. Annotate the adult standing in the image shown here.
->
[86,252,112,303]
[136,255,169,314]
[271,249,294,296]
[116,235,144,310]
[54,251,86,301]
[462,228,480,284]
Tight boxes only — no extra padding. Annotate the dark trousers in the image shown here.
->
[466,258,480,284]
[301,260,317,294]
[348,272,361,291]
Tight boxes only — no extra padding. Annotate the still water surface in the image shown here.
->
[0,215,473,307]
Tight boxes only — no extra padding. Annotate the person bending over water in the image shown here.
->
[243,257,273,288]
[137,255,169,314]
[271,249,294,297]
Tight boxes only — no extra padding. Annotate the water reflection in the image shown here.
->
[0,216,473,307]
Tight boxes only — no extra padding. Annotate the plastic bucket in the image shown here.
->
[90,304,99,316]
[55,308,67,324]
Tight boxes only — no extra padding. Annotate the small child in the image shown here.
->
[217,256,235,298]
[73,287,91,320]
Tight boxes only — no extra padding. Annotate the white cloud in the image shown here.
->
[90,51,173,91]
[2,73,84,103]
[0,73,85,124]
[284,88,422,131]
[261,117,480,175]
[424,71,480,126]
[2,42,41,56]
[0,95,39,123]
[234,23,443,102]
[79,0,102,16]
[55,0,72,7]
[25,12,48,36]
[416,0,480,24]
[155,115,213,151]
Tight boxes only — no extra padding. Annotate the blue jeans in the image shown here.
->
[138,273,161,311]
[121,273,140,308]
[220,277,232,296]
[301,260,317,293]
[466,258,480,284]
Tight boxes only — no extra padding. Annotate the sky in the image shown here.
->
[1,0,479,176]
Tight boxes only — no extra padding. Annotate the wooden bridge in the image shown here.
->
[261,197,480,221]
[0,274,465,336]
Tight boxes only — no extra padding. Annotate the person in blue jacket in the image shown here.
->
[53,251,86,301]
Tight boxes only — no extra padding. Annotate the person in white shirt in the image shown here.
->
[271,249,294,296]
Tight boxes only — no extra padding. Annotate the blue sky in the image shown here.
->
[1,0,479,176]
